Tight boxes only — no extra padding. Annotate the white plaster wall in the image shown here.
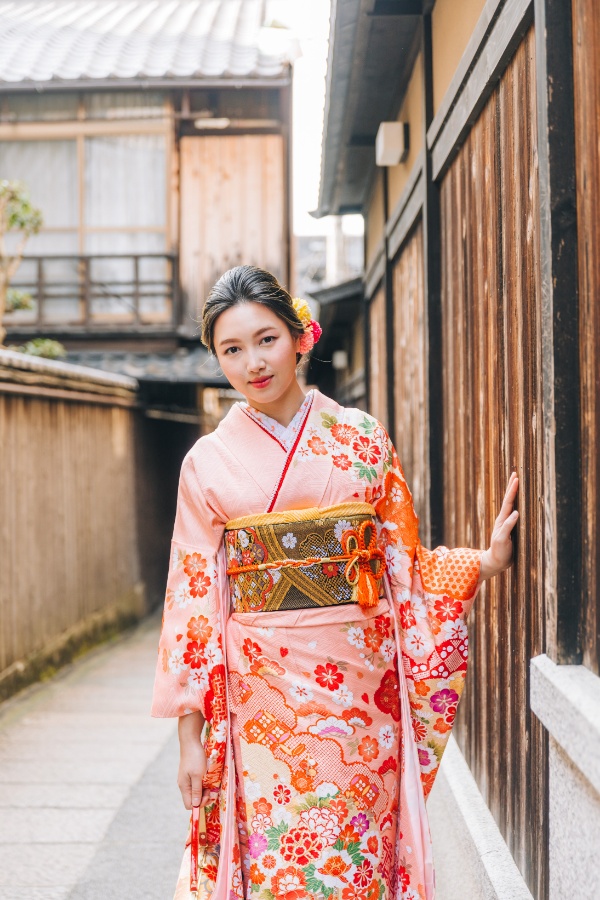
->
[549,736,600,899]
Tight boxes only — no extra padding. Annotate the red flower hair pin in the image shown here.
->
[292,296,322,355]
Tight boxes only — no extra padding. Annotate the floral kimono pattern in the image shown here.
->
[151,390,483,900]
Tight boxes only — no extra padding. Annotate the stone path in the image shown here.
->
[0,613,188,900]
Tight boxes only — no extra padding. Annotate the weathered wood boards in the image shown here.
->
[573,0,600,675]
[440,27,547,897]
[179,134,286,325]
[0,352,143,698]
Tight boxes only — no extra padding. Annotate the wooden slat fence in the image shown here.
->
[439,27,547,898]
[0,350,144,699]
[391,221,430,544]
[368,286,388,430]
[573,0,600,675]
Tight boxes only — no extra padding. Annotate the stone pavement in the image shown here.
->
[0,612,188,900]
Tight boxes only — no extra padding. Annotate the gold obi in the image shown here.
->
[224,503,385,614]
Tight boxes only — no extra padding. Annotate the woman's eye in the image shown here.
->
[224,346,239,355]
[261,335,275,345]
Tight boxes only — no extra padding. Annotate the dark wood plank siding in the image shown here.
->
[573,0,600,674]
[440,28,547,898]
[369,286,388,429]
[391,221,431,544]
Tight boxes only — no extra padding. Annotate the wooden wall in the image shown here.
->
[573,0,600,675]
[0,353,143,698]
[368,286,388,429]
[179,134,286,324]
[392,221,430,543]
[439,28,547,898]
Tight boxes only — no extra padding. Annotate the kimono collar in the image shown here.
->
[215,389,340,512]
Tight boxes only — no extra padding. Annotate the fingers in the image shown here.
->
[500,508,519,537]
[190,773,204,808]
[496,473,519,526]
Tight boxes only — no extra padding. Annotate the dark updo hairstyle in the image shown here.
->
[201,265,306,362]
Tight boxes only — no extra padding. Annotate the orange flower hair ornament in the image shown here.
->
[292,296,322,354]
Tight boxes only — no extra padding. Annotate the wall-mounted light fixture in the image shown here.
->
[375,121,410,166]
[332,350,349,371]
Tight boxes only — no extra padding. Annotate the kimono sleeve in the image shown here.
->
[150,450,226,728]
[374,428,484,798]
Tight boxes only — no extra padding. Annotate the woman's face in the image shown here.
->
[213,301,301,407]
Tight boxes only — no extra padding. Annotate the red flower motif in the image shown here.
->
[399,866,410,891]
[366,835,378,855]
[434,717,452,734]
[374,669,401,721]
[308,435,328,455]
[273,783,291,805]
[333,453,352,471]
[253,797,273,816]
[398,601,416,630]
[434,596,463,621]
[328,798,348,819]
[186,615,212,644]
[280,827,324,866]
[183,640,206,669]
[342,887,368,900]
[342,707,373,727]
[322,562,339,578]
[357,735,379,763]
[314,662,343,690]
[363,628,382,652]
[338,824,360,846]
[412,719,427,741]
[271,865,308,900]
[352,436,382,465]
[377,755,398,776]
[183,552,206,577]
[242,639,262,661]
[353,859,374,888]
[330,423,359,445]
[189,571,211,598]
[374,614,391,636]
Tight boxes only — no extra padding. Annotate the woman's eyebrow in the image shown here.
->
[218,326,278,347]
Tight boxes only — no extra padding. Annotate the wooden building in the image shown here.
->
[0,0,294,418]
[0,0,296,609]
[314,1,600,897]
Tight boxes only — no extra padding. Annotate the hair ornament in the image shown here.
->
[292,296,322,354]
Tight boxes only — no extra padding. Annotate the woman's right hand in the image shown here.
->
[177,710,215,810]
[177,738,211,810]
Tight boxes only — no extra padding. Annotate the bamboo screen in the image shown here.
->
[439,27,547,898]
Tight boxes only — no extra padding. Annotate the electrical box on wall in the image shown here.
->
[375,121,410,166]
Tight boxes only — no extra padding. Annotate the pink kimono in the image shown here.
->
[151,389,483,900]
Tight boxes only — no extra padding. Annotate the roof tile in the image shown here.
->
[0,0,293,85]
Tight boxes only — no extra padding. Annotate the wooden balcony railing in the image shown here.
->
[5,253,180,333]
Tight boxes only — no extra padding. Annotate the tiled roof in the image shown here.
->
[0,0,293,86]
[65,346,228,384]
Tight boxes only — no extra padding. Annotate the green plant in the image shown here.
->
[0,179,43,345]
[8,337,66,360]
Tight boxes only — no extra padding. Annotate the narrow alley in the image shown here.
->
[0,615,187,899]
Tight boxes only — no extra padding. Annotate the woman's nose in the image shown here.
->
[247,353,266,372]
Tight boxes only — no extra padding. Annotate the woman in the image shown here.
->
[151,265,519,900]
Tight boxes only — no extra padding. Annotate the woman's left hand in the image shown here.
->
[479,471,519,582]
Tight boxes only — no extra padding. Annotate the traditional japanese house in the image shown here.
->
[0,0,294,417]
[314,0,600,897]
[0,0,296,607]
